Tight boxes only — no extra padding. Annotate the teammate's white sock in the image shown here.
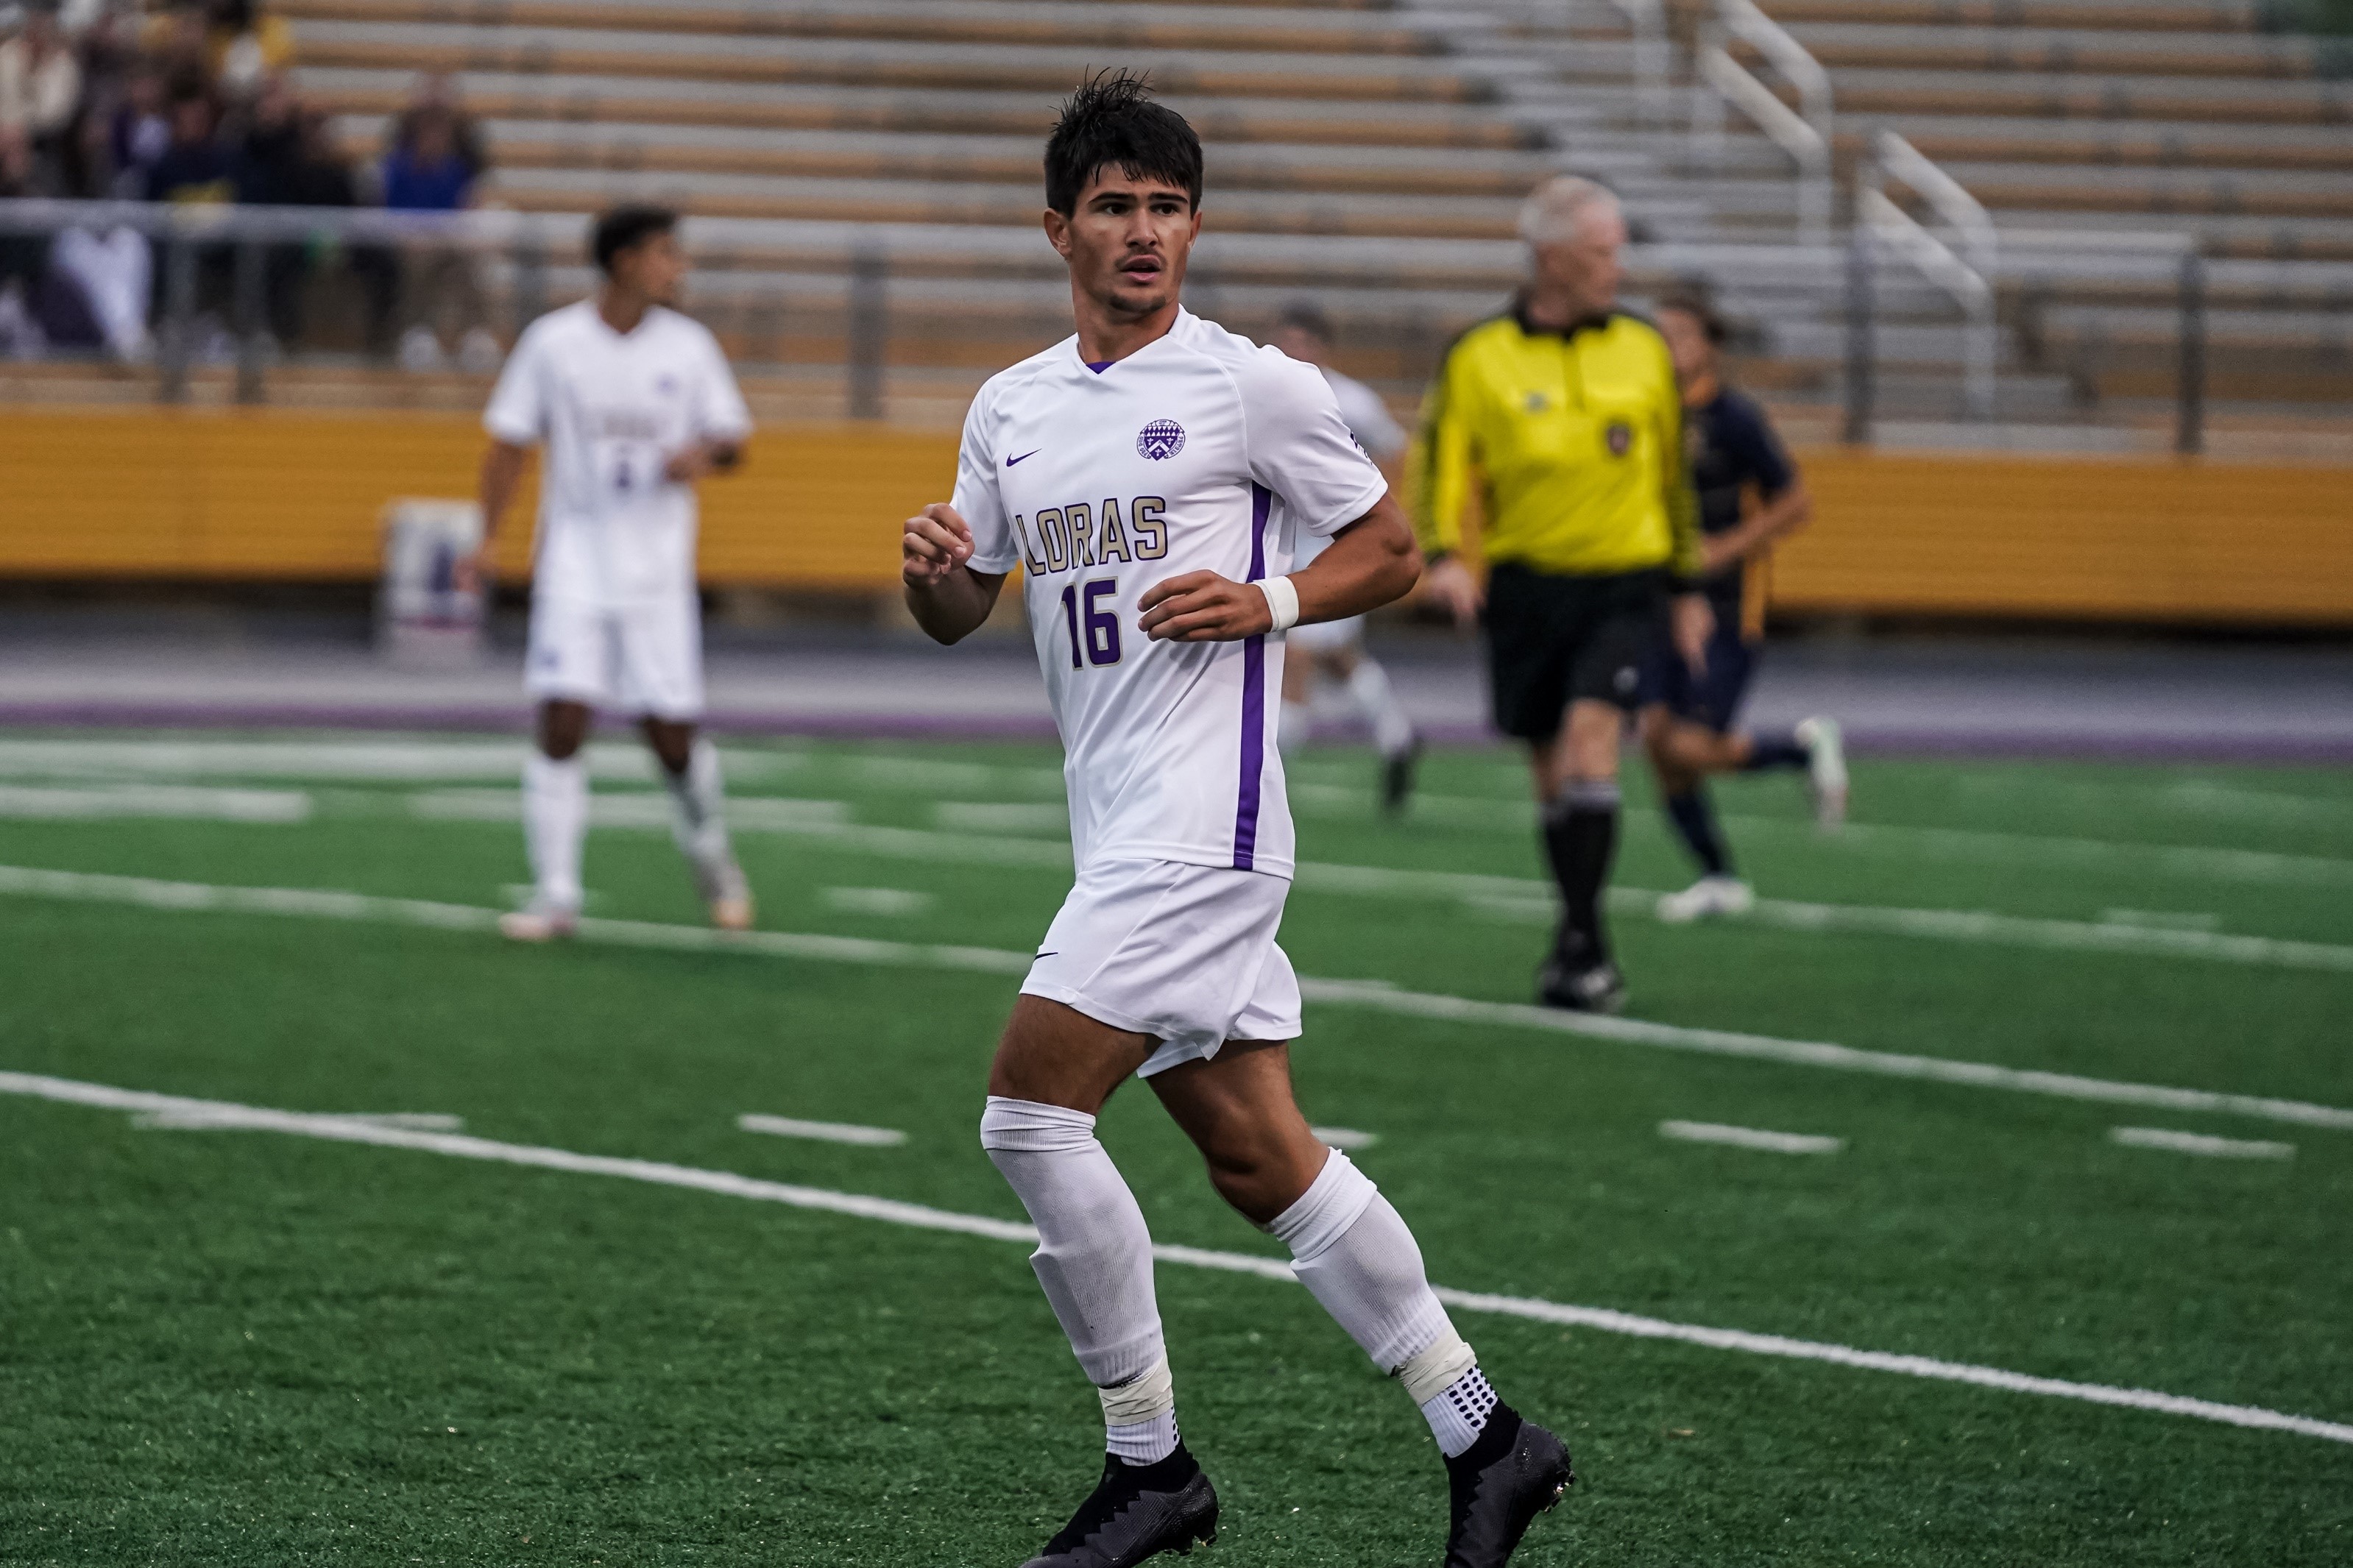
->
[1415,1361,1499,1458]
[661,737,737,892]
[521,751,587,912]
[1345,659,1417,759]
[1279,698,1313,757]
[1269,1150,1494,1452]
[980,1098,1174,1455]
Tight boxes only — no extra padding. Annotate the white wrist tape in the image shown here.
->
[1259,574,1301,634]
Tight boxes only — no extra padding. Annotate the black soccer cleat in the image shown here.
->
[1537,957,1626,1015]
[1379,737,1424,818]
[1019,1444,1220,1568]
[1442,1404,1574,1567]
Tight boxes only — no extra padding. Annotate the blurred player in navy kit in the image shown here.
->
[1638,291,1846,922]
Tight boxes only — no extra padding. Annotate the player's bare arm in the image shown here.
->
[1421,553,1485,628]
[662,439,745,483]
[1700,476,1813,574]
[1670,591,1714,673]
[459,438,532,592]
[901,500,1007,644]
[1139,492,1420,643]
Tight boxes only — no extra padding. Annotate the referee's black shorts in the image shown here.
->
[1483,562,1669,744]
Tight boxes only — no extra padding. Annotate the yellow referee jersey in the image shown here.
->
[1405,305,1702,581]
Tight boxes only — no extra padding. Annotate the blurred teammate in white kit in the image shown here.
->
[1268,302,1424,813]
[461,205,756,940]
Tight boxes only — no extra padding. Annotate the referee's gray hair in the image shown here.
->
[1517,176,1622,248]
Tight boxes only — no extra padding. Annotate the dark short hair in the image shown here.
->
[1044,70,1202,217]
[1655,287,1727,346]
[592,205,678,274]
[1275,302,1334,344]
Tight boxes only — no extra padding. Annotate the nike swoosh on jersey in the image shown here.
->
[1005,450,1041,467]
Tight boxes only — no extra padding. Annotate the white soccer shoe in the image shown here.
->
[707,862,756,932]
[498,900,579,943]
[1796,715,1848,829]
[1655,876,1756,923]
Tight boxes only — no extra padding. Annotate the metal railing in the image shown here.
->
[1859,130,1996,420]
[1690,0,1833,249]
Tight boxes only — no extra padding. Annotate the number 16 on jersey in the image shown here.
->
[1058,578,1122,669]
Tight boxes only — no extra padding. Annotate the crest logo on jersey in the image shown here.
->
[1136,419,1186,461]
[1604,420,1632,457]
[1524,391,1549,413]
[655,375,679,396]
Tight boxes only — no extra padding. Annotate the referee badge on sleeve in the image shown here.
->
[1604,421,1632,457]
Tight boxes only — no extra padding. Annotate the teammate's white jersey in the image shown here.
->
[1291,364,1407,572]
[484,299,752,606]
[954,308,1387,879]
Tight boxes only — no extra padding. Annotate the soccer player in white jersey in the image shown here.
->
[899,74,1573,1568]
[464,206,755,941]
[1268,302,1423,813]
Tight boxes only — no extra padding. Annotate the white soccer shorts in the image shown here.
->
[1287,614,1365,656]
[523,593,704,720]
[1021,857,1303,1077]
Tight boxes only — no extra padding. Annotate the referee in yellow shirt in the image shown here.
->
[1407,176,1710,1012]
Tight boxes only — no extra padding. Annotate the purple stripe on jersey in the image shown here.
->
[1233,483,1273,870]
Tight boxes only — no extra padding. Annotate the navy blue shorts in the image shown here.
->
[1642,617,1757,734]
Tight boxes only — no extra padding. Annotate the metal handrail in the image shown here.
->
[1857,182,1992,418]
[1689,0,1833,248]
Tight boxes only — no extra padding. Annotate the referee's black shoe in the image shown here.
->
[1443,1403,1574,1567]
[1379,737,1424,817]
[1020,1445,1218,1567]
[1537,956,1626,1014]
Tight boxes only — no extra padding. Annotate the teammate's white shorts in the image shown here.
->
[1288,614,1365,656]
[1021,857,1303,1077]
[524,592,704,720]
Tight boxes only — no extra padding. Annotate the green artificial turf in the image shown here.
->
[1,733,2349,1564]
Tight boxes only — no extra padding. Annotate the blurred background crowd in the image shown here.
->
[0,0,490,368]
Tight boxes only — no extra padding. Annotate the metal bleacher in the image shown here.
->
[20,0,2345,445]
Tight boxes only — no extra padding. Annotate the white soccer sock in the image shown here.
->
[980,1098,1174,1457]
[1269,1150,1496,1455]
[1345,659,1417,759]
[520,751,587,912]
[1279,698,1313,757]
[662,738,736,889]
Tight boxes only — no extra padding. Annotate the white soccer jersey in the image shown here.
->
[953,308,1388,879]
[484,299,752,606]
[1292,365,1407,572]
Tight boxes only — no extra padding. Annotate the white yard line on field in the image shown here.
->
[0,784,313,822]
[133,1110,463,1132]
[4,862,2351,1135]
[737,1113,907,1147]
[1660,1120,1844,1155]
[3,1069,2347,1448]
[1310,1126,1381,1151]
[2110,1127,2294,1160]
[0,737,811,784]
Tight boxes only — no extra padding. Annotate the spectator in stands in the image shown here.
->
[391,71,487,183]
[378,102,498,371]
[0,3,83,186]
[145,3,214,93]
[205,0,293,100]
[106,60,171,195]
[143,81,234,205]
[247,99,358,347]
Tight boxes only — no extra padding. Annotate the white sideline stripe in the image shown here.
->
[0,784,313,823]
[738,1113,907,1147]
[4,862,2351,1135]
[1310,1125,1381,1151]
[0,737,810,784]
[411,789,849,831]
[2111,1127,2294,1160]
[134,1110,464,1132]
[4,1068,2348,1449]
[1660,1120,1844,1155]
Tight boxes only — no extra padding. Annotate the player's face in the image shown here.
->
[1532,207,1627,320]
[617,231,690,307]
[1046,169,1200,320]
[1657,307,1717,396]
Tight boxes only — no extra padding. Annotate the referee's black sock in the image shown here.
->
[1540,779,1621,969]
[1663,786,1733,879]
[1742,731,1808,771]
